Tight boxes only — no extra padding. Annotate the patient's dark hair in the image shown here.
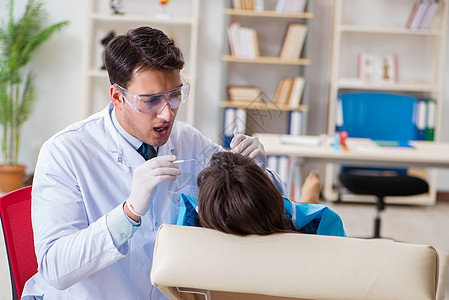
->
[197,151,289,236]
[104,26,184,88]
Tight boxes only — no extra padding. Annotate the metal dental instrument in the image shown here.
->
[173,158,197,164]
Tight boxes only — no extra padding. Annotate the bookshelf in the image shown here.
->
[220,0,314,196]
[325,0,448,205]
[82,0,199,125]
[221,0,314,134]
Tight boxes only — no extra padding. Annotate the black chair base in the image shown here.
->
[339,172,429,239]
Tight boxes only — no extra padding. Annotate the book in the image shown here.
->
[406,0,441,30]
[228,86,262,102]
[279,23,296,58]
[415,98,427,140]
[274,77,294,105]
[419,1,436,28]
[420,1,440,29]
[279,24,308,59]
[291,24,308,58]
[227,22,240,56]
[232,0,242,9]
[276,0,307,13]
[254,0,264,11]
[288,76,305,107]
[267,155,290,185]
[222,107,236,148]
[227,22,259,59]
[406,1,421,28]
[276,0,287,13]
[249,28,260,57]
[235,108,247,134]
[278,156,290,185]
[288,111,303,135]
[267,155,278,172]
[335,97,343,132]
[425,98,436,141]
[409,0,431,30]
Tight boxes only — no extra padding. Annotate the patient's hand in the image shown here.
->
[299,171,321,204]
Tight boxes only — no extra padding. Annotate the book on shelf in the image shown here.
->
[420,1,441,29]
[415,98,427,140]
[357,52,398,83]
[232,0,264,11]
[222,107,236,148]
[406,1,420,28]
[267,155,290,186]
[406,0,442,30]
[276,0,308,13]
[414,98,436,141]
[425,98,436,141]
[288,110,304,135]
[235,108,247,134]
[222,107,247,148]
[250,28,260,57]
[273,76,305,106]
[288,76,305,107]
[228,86,262,102]
[273,77,293,105]
[279,23,308,59]
[227,22,259,59]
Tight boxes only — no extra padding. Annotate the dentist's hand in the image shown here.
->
[126,155,180,217]
[230,134,267,170]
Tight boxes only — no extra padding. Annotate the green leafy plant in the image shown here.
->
[0,0,68,165]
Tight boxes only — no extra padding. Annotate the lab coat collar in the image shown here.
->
[103,102,176,168]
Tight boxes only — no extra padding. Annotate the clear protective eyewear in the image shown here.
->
[114,75,190,114]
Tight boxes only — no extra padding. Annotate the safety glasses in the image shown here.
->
[115,75,190,114]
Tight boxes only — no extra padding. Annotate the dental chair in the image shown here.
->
[151,224,448,300]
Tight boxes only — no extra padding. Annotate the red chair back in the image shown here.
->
[0,186,37,299]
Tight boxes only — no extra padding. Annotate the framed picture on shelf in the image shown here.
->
[357,52,398,83]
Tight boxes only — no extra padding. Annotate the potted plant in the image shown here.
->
[0,0,68,192]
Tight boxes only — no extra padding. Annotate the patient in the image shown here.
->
[178,151,345,237]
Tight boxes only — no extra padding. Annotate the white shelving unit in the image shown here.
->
[219,1,314,198]
[220,1,314,137]
[324,0,448,205]
[82,0,199,125]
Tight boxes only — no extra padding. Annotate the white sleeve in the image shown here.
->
[265,168,289,199]
[32,142,126,290]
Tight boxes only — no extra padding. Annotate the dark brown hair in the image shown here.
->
[197,152,288,236]
[104,26,185,88]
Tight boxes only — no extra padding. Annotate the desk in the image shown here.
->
[256,133,449,169]
[255,133,449,204]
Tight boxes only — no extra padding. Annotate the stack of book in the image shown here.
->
[279,23,308,59]
[228,22,259,59]
[273,76,305,107]
[406,0,442,30]
[228,86,262,102]
[275,0,308,13]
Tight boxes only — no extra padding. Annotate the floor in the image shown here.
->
[1,200,448,299]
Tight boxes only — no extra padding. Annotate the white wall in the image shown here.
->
[2,0,449,191]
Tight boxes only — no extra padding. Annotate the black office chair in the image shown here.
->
[337,92,429,238]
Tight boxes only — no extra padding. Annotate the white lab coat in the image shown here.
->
[22,103,222,299]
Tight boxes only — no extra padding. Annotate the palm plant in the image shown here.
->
[0,0,68,165]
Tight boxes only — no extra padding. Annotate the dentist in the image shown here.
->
[23,26,266,299]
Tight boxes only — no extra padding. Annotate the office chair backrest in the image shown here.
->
[339,92,417,141]
[0,186,37,299]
